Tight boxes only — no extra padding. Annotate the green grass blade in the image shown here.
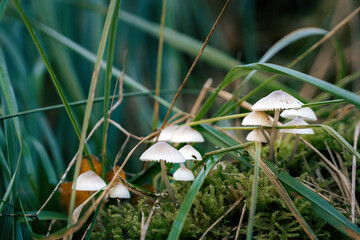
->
[0,47,23,213]
[13,0,85,146]
[68,0,119,225]
[101,0,121,178]
[199,124,360,238]
[167,155,220,240]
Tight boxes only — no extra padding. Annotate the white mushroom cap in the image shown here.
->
[242,111,272,127]
[246,129,269,143]
[140,142,186,163]
[280,107,317,121]
[171,126,204,143]
[173,167,195,181]
[157,125,179,142]
[251,90,303,111]
[179,145,202,161]
[280,117,314,135]
[73,170,106,191]
[109,183,130,199]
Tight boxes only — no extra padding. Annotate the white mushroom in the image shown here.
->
[246,129,269,143]
[179,145,202,161]
[73,171,106,191]
[280,107,317,122]
[242,111,272,127]
[140,142,186,163]
[173,167,195,181]
[157,125,179,142]
[171,126,204,143]
[109,183,130,199]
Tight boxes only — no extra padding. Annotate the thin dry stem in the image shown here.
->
[188,78,213,120]
[351,121,360,223]
[199,198,242,240]
[141,198,161,240]
[235,204,247,240]
[159,0,231,130]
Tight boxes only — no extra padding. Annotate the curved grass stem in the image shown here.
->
[246,141,261,240]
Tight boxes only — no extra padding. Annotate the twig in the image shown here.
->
[141,198,161,240]
[159,0,231,130]
[235,204,247,240]
[188,78,213,120]
[199,197,242,240]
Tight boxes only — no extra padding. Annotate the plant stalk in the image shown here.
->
[246,141,261,240]
[160,160,177,202]
[286,133,300,168]
[268,109,280,162]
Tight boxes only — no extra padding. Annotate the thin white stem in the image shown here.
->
[160,160,177,202]
[268,109,280,162]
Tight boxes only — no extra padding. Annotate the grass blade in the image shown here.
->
[167,155,219,240]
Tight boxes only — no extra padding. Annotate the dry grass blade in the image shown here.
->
[235,204,247,240]
[159,0,231,130]
[352,121,360,223]
[189,78,213,118]
[199,198,242,240]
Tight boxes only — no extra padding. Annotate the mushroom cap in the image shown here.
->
[73,171,106,191]
[251,90,303,111]
[109,183,130,199]
[171,126,204,143]
[246,129,269,143]
[280,107,317,121]
[139,142,186,163]
[173,167,195,181]
[242,111,272,127]
[280,117,314,134]
[179,145,202,161]
[157,125,179,142]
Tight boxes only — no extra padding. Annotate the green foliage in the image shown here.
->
[92,164,346,239]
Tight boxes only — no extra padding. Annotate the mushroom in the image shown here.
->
[173,166,195,181]
[242,111,272,143]
[251,90,303,161]
[157,125,179,142]
[170,126,204,143]
[179,144,202,169]
[280,117,314,167]
[280,107,317,122]
[72,170,106,191]
[109,183,131,199]
[140,142,185,202]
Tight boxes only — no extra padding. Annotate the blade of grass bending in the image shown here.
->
[167,156,220,240]
[246,141,261,240]
[68,0,119,226]
[214,27,327,117]
[102,0,121,178]
[0,47,23,213]
[12,0,90,155]
[152,0,167,130]
[201,124,360,237]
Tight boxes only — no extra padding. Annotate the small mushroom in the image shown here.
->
[157,125,179,142]
[173,167,195,181]
[109,183,131,199]
[251,90,303,161]
[73,170,106,191]
[280,107,317,122]
[280,117,314,167]
[170,126,204,143]
[179,144,202,168]
[140,142,185,202]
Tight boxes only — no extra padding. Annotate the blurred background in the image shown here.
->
[0,0,359,214]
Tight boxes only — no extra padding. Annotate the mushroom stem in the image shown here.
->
[286,133,300,168]
[246,141,261,240]
[269,109,280,162]
[259,126,270,144]
[160,160,177,202]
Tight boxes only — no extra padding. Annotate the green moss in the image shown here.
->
[92,164,346,239]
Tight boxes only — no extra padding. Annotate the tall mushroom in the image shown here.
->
[140,142,185,202]
[280,117,314,167]
[251,90,303,161]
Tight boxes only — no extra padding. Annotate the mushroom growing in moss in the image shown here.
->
[173,166,195,181]
[140,142,185,202]
[251,90,303,161]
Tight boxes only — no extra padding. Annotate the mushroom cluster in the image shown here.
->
[140,125,204,202]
